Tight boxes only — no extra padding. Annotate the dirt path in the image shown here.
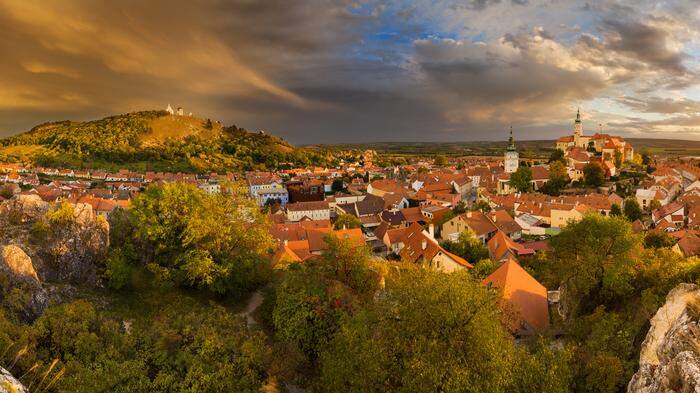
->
[240,290,303,392]
[239,290,263,326]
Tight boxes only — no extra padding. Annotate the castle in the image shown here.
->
[556,109,633,162]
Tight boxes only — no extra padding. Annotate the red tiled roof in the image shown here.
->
[482,258,549,334]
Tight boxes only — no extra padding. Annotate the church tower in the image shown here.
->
[504,126,519,173]
[574,108,583,136]
[573,108,584,148]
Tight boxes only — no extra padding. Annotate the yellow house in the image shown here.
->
[550,204,592,229]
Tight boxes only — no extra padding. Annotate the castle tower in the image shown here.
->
[574,108,583,137]
[504,126,519,173]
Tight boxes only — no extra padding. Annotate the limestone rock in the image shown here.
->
[0,367,28,393]
[10,194,49,222]
[628,283,700,393]
[0,245,39,285]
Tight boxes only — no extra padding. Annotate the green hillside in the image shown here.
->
[0,111,333,172]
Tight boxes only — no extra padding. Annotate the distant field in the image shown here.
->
[314,138,700,158]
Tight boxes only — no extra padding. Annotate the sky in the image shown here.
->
[1,0,699,144]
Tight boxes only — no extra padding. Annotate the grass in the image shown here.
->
[141,115,223,147]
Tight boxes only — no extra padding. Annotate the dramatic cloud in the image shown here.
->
[0,0,699,142]
[616,96,700,114]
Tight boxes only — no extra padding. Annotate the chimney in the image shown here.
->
[421,239,428,250]
[428,224,435,238]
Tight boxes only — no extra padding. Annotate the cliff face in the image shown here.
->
[0,367,28,393]
[628,283,700,393]
[0,198,109,320]
[0,198,109,285]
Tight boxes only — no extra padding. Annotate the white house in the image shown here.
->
[286,201,331,222]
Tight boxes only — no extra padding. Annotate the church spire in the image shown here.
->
[575,107,581,123]
[507,126,516,151]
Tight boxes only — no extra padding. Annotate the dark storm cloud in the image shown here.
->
[0,0,698,142]
[601,18,689,75]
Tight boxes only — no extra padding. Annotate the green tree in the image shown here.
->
[440,229,489,263]
[509,166,533,193]
[453,201,468,215]
[544,161,570,195]
[610,203,622,217]
[583,162,605,188]
[472,200,492,213]
[433,154,448,166]
[548,149,566,165]
[318,270,513,391]
[623,198,642,222]
[0,186,13,199]
[643,231,675,249]
[318,269,572,392]
[548,214,640,318]
[614,150,622,168]
[648,199,662,212]
[272,236,378,365]
[130,182,273,295]
[331,178,345,193]
[333,214,362,230]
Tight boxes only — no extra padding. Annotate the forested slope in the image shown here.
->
[0,111,334,172]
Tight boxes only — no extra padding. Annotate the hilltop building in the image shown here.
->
[555,109,633,162]
[165,104,189,117]
[504,126,519,174]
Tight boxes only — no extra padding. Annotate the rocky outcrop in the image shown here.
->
[0,245,40,286]
[0,194,49,223]
[0,244,48,320]
[39,203,109,285]
[628,283,700,393]
[0,367,28,393]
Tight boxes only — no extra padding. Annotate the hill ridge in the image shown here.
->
[0,110,330,172]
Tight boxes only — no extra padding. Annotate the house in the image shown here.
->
[550,203,593,229]
[515,213,546,236]
[399,223,473,272]
[286,179,325,203]
[486,231,535,262]
[482,258,549,335]
[399,207,428,226]
[487,209,522,240]
[286,201,331,222]
[672,232,700,257]
[652,202,685,229]
[441,211,498,243]
[636,188,658,210]
[197,181,220,194]
[246,172,288,206]
[374,222,410,255]
[271,227,365,266]
[367,179,406,197]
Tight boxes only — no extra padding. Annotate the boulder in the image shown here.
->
[12,194,49,221]
[0,367,28,393]
[628,283,700,393]
[0,245,40,285]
